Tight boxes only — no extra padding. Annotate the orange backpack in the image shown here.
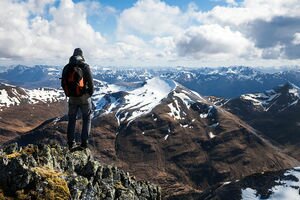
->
[62,65,85,97]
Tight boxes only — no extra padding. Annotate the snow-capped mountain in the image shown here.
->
[3,65,300,98]
[8,77,299,199]
[239,82,300,112]
[0,82,65,109]
[0,65,61,88]
[93,66,300,98]
[0,82,66,142]
[93,77,218,129]
[199,167,300,200]
[94,77,177,123]
[224,82,300,159]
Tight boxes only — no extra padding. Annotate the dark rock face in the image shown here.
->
[0,143,161,200]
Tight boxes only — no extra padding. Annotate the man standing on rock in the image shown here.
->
[61,48,94,149]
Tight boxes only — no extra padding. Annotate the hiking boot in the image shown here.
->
[68,141,76,150]
[80,142,88,149]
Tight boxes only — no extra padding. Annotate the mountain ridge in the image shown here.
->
[2,65,300,98]
[224,82,300,159]
[0,82,64,109]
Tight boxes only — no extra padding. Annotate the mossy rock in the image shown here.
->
[114,181,127,190]
[3,145,37,159]
[32,167,70,200]
[0,189,5,200]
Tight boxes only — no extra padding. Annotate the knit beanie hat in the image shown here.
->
[73,48,83,57]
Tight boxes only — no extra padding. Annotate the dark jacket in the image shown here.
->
[61,55,94,97]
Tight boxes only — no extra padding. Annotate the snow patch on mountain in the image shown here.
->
[173,91,194,109]
[200,105,215,118]
[167,100,181,120]
[208,132,216,139]
[94,77,177,123]
[118,77,176,122]
[289,87,300,97]
[241,188,259,200]
[164,134,169,140]
[241,167,300,200]
[0,83,64,108]
[0,89,19,107]
[92,79,125,112]
[241,90,280,109]
[27,88,65,104]
[240,83,300,111]
[206,66,260,80]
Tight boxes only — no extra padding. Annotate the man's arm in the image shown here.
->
[84,64,94,96]
[61,65,68,88]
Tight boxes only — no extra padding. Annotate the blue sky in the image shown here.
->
[0,0,299,67]
[73,0,227,11]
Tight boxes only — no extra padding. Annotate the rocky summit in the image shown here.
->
[0,143,161,200]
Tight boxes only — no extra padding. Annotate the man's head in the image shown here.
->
[69,48,85,63]
[73,48,83,57]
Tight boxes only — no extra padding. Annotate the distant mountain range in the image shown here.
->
[0,65,61,88]
[1,65,300,98]
[93,66,300,98]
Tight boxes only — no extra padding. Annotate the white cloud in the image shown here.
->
[0,1,30,59]
[226,0,237,5]
[176,24,259,59]
[210,0,238,6]
[117,0,185,37]
[0,0,106,64]
[78,0,117,20]
[115,0,300,64]
[199,0,300,26]
[0,0,300,67]
[114,0,191,63]
[150,36,176,57]
[292,33,300,45]
[25,0,56,14]
[261,44,285,59]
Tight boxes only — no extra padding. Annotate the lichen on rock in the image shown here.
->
[32,166,70,200]
[0,143,161,200]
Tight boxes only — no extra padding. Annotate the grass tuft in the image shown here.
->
[4,146,36,159]
[0,189,5,200]
[114,181,127,190]
[32,167,70,200]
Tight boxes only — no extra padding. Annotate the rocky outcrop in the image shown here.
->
[0,143,161,200]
